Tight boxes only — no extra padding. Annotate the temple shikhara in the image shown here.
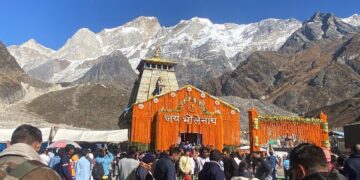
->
[121,49,241,151]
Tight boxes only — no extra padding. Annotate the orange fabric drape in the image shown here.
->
[249,108,329,152]
[155,111,224,151]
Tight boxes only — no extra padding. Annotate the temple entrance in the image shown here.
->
[180,133,202,145]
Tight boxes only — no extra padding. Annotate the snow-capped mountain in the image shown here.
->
[343,14,360,27]
[8,13,359,85]
[35,16,301,84]
[51,28,103,61]
[8,39,54,71]
[99,16,163,55]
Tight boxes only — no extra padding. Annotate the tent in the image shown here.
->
[52,129,128,142]
[0,128,51,142]
[0,128,128,143]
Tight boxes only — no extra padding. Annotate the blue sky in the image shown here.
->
[0,0,359,50]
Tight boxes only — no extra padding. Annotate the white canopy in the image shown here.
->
[52,129,128,142]
[0,128,128,143]
[0,128,51,142]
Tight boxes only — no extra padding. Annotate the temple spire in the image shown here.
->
[154,47,160,59]
[130,46,179,103]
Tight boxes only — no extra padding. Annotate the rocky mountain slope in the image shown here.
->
[74,50,137,85]
[0,41,51,104]
[201,14,360,126]
[305,33,360,127]
[220,96,296,129]
[28,59,71,82]
[26,83,130,129]
[280,12,358,54]
[306,92,360,128]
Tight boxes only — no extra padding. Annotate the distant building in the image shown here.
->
[344,122,360,148]
[119,48,240,151]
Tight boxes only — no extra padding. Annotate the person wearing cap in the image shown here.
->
[136,153,155,180]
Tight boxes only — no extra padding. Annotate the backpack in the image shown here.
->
[92,162,104,180]
[0,159,45,179]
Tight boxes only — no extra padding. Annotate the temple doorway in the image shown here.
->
[180,133,202,145]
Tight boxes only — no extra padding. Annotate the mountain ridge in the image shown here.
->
[3,12,360,129]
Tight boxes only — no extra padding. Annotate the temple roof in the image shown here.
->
[136,48,177,70]
[132,84,240,112]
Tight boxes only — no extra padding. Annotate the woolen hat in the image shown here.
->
[142,153,155,163]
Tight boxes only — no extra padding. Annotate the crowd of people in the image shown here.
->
[0,124,359,180]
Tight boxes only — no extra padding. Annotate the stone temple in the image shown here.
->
[130,48,179,104]
[119,48,240,151]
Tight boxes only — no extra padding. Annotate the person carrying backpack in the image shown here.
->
[0,124,61,179]
[92,161,105,180]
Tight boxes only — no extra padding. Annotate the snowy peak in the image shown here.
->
[51,28,103,60]
[21,39,55,56]
[122,16,162,40]
[164,16,301,58]
[186,17,213,25]
[73,28,96,37]
[343,14,360,27]
[124,16,160,28]
[173,17,213,34]
[99,16,162,55]
[7,38,54,70]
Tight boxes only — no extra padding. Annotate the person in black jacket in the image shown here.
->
[153,147,181,180]
[60,144,75,180]
[289,143,346,180]
[251,151,271,180]
[198,149,225,180]
[343,144,360,180]
[238,161,253,178]
[223,149,240,180]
